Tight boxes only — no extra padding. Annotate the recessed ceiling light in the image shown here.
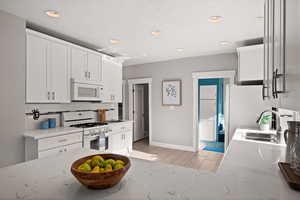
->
[151,30,161,36]
[220,41,231,45]
[142,53,148,57]
[208,16,223,23]
[110,39,120,44]
[176,48,184,52]
[45,10,60,18]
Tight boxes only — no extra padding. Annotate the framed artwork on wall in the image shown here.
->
[162,80,182,106]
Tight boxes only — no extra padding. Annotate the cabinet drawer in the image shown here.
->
[38,132,82,151]
[38,142,82,159]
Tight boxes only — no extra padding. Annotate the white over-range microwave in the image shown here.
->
[72,79,104,101]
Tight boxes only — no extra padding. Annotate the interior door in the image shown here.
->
[71,47,87,81]
[133,85,145,142]
[199,85,217,142]
[26,34,49,103]
[49,41,70,103]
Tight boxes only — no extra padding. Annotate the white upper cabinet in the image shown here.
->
[49,41,70,103]
[26,29,121,103]
[70,47,87,81]
[237,44,264,82]
[26,30,70,103]
[26,33,49,103]
[102,56,123,103]
[71,47,102,83]
[87,52,102,82]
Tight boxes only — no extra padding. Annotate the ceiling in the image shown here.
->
[0,0,264,66]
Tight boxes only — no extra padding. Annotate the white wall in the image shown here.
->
[0,11,26,167]
[123,53,237,148]
[229,86,277,141]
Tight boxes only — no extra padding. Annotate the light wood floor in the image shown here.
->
[131,138,224,173]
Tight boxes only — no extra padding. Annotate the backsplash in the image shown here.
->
[25,102,119,131]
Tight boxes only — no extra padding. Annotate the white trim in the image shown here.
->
[192,70,235,152]
[128,78,153,145]
[151,141,195,152]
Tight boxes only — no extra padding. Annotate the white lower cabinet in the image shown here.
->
[38,142,82,159]
[108,122,133,155]
[25,131,83,161]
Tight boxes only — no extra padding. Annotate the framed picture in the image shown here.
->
[162,80,182,106]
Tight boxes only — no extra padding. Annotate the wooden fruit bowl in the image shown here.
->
[70,154,131,189]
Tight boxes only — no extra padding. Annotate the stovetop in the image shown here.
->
[70,122,108,128]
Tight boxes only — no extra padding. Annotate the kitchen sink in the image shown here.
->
[245,132,279,143]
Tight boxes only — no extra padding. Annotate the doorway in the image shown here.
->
[133,84,149,142]
[198,78,224,153]
[192,70,235,153]
[128,78,152,146]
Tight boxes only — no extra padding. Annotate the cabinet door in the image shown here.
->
[49,41,70,103]
[112,63,123,102]
[238,44,264,81]
[71,47,87,81]
[26,34,49,103]
[102,57,114,102]
[102,57,123,102]
[124,131,133,152]
[87,52,102,82]
[109,133,124,153]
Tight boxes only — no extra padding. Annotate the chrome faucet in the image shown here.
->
[256,110,281,131]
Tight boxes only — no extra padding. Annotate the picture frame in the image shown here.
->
[162,80,182,106]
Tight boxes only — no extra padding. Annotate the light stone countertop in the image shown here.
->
[2,129,300,200]
[24,127,83,139]
[24,121,133,140]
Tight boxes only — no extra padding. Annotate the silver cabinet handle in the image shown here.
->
[52,92,55,100]
[85,71,88,79]
[64,148,67,152]
[47,92,51,100]
[59,149,63,153]
[89,72,91,79]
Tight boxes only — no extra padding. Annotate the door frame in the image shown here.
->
[192,70,235,152]
[128,78,152,145]
[133,84,145,142]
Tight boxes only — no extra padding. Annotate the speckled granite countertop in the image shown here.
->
[0,130,299,200]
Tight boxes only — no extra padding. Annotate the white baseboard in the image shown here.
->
[150,141,195,152]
